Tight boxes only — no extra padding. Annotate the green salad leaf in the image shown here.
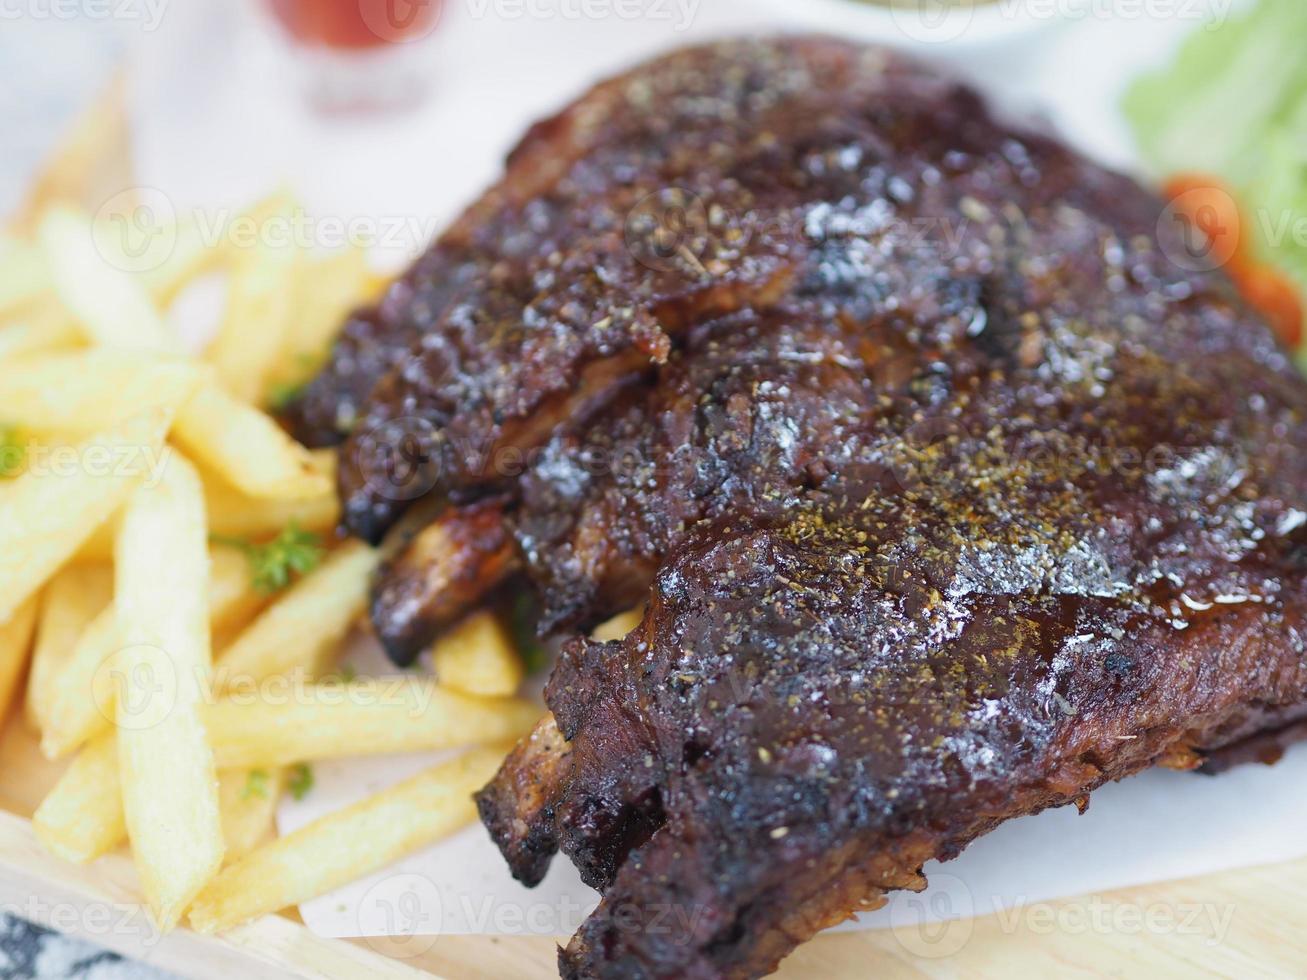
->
[1123,0,1307,188]
[1124,0,1307,295]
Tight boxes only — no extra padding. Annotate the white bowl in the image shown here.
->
[752,0,1085,54]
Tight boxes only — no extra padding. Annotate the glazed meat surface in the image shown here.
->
[295,36,1307,979]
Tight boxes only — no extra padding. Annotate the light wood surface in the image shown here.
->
[2,75,1303,980]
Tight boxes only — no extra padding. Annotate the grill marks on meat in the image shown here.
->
[296,35,1307,980]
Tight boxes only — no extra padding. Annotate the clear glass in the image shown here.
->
[264,0,445,116]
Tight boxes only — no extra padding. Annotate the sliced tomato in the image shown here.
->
[1235,264,1304,349]
[1162,173,1247,273]
[1163,172,1303,349]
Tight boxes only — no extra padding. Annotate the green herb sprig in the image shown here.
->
[212,522,325,594]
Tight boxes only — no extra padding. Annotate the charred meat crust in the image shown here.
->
[475,714,573,887]
[298,35,1307,979]
[469,38,1307,980]
[527,511,1307,979]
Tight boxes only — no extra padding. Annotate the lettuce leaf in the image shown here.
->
[1248,127,1307,287]
[1124,0,1307,297]
[1123,0,1307,187]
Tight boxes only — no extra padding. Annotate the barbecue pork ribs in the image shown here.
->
[291,37,1307,980]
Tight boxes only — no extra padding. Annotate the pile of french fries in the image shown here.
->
[0,191,543,936]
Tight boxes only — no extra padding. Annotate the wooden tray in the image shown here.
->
[4,78,1304,980]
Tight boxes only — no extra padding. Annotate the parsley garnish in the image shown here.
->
[267,381,306,413]
[266,355,321,414]
[242,769,271,801]
[288,763,314,801]
[0,427,24,478]
[508,593,551,675]
[212,522,324,594]
[332,663,358,683]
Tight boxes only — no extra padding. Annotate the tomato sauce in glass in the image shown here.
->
[267,0,444,50]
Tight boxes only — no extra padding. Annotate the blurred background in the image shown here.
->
[0,0,1238,251]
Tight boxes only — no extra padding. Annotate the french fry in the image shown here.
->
[26,563,112,733]
[33,541,315,862]
[0,349,199,435]
[218,767,285,863]
[206,199,301,403]
[41,604,117,759]
[207,678,539,768]
[70,518,116,565]
[43,544,265,760]
[264,246,371,395]
[0,237,51,316]
[114,453,223,929]
[37,205,179,352]
[139,213,226,306]
[190,746,508,933]
[0,597,39,726]
[202,450,339,539]
[31,733,123,864]
[0,306,82,361]
[207,543,267,639]
[592,607,643,642]
[215,540,377,684]
[0,409,170,623]
[433,610,524,697]
[172,379,330,500]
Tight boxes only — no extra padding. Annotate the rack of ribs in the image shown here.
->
[288,37,1307,979]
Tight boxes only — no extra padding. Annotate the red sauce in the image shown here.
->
[268,0,443,49]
